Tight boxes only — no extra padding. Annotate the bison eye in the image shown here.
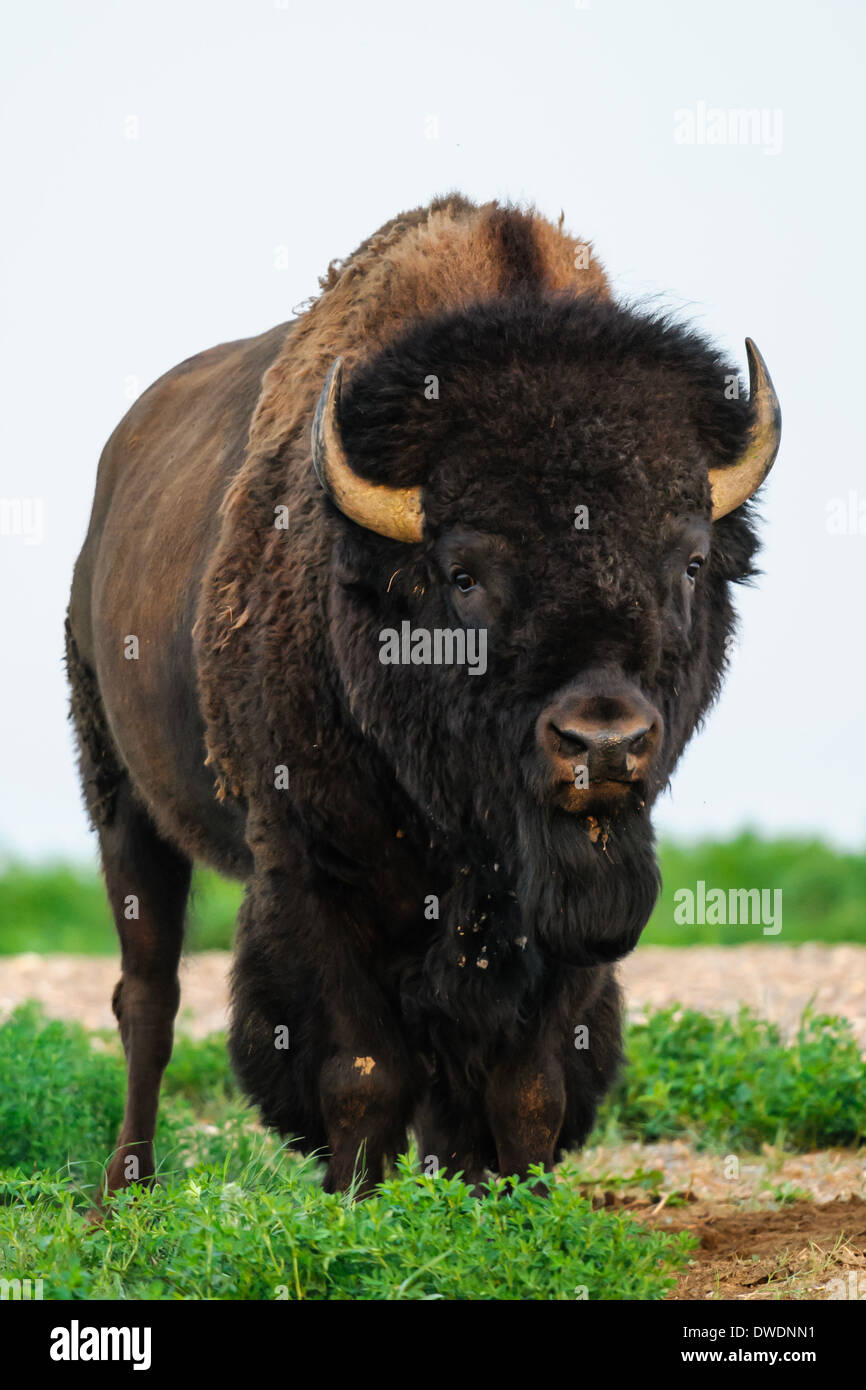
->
[452,569,478,593]
[685,556,704,582]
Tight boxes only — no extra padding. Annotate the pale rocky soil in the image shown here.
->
[622,943,866,1051]
[1,942,863,1045]
[581,1140,866,1209]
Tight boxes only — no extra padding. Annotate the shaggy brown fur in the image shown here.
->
[196,195,608,800]
[68,194,763,1201]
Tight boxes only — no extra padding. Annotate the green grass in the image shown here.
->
[0,1004,124,1172]
[0,1158,690,1301]
[0,1001,863,1300]
[2,833,863,954]
[0,1007,695,1301]
[596,1006,866,1150]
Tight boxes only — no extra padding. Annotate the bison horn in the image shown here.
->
[708,338,781,521]
[311,357,425,542]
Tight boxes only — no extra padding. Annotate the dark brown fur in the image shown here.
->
[68,196,759,1200]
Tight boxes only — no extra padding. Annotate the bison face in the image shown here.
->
[315,294,776,985]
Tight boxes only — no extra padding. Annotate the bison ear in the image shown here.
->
[310,357,425,542]
[708,338,781,521]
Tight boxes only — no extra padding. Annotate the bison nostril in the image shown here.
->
[550,722,589,754]
[551,721,652,759]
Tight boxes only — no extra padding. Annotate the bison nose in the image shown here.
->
[549,720,652,781]
[537,680,663,792]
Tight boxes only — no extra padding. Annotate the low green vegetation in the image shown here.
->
[2,833,863,954]
[598,1006,866,1150]
[0,1008,689,1301]
[0,1001,863,1300]
[0,1004,123,1172]
[0,1159,689,1301]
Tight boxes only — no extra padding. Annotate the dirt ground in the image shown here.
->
[593,1183,866,1300]
[2,942,863,1045]
[652,1198,866,1301]
[580,1142,866,1299]
[2,943,864,1300]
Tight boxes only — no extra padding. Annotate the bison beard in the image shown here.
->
[516,807,661,967]
[68,194,778,1201]
[406,729,660,1039]
[409,806,658,1059]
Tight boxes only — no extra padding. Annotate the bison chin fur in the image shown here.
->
[406,796,658,1061]
[516,802,661,967]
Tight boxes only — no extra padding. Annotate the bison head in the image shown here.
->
[311,293,779,1011]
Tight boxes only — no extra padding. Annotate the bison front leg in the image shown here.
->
[484,1051,566,1185]
[229,866,416,1196]
[319,1050,413,1196]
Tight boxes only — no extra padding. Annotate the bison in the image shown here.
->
[67,194,780,1201]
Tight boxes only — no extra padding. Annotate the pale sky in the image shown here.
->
[1,0,864,861]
